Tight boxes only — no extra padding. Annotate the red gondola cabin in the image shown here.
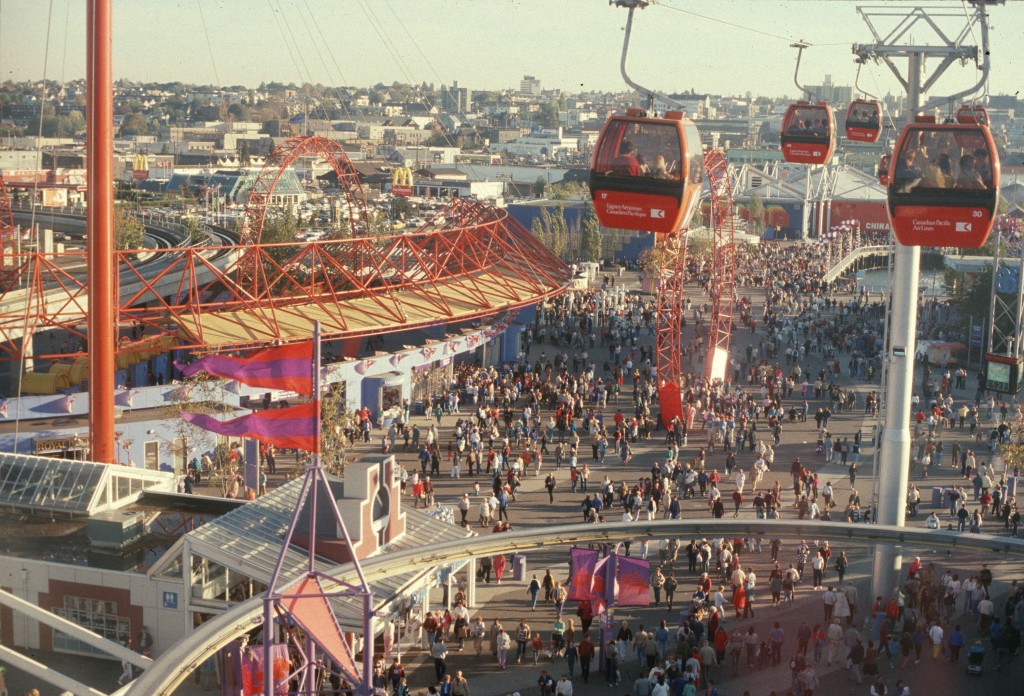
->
[956,103,990,126]
[590,109,704,235]
[780,101,836,165]
[845,99,882,142]
[887,121,1000,248]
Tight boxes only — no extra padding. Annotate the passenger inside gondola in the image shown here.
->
[893,150,923,193]
[922,153,953,189]
[956,154,986,190]
[851,109,879,128]
[611,140,642,176]
[974,148,993,187]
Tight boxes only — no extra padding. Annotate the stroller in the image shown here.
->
[966,641,984,676]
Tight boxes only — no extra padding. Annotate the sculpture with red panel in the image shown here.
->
[886,118,1000,248]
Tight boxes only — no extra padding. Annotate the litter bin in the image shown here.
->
[512,554,527,582]
[931,487,943,508]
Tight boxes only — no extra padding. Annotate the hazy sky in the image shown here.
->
[2,0,1022,101]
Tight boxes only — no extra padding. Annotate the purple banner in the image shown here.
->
[181,401,318,451]
[176,341,313,395]
[616,556,651,607]
[567,548,598,601]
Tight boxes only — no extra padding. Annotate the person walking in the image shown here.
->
[528,575,542,610]
[452,671,469,696]
[430,635,448,683]
[515,619,531,663]
[565,640,578,678]
[848,637,864,685]
[578,635,595,683]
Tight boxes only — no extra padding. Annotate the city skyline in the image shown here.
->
[2,1,1023,102]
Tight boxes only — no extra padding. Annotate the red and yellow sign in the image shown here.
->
[392,167,413,197]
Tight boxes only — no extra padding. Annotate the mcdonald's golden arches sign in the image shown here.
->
[392,167,413,197]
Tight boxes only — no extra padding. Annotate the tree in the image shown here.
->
[319,382,354,476]
[182,216,206,245]
[580,205,602,262]
[391,196,412,220]
[261,203,298,263]
[530,206,569,260]
[550,206,568,259]
[114,207,145,252]
[532,176,547,198]
[226,102,251,122]
[548,181,590,200]
[747,193,766,231]
[531,216,545,245]
[160,373,223,480]
[238,140,252,168]
[536,98,562,128]
[118,113,149,137]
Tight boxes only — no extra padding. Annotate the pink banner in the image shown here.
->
[616,556,651,607]
[592,556,609,602]
[567,548,598,601]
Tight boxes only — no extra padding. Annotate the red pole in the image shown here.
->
[87,0,116,464]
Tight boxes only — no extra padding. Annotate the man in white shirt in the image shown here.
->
[822,587,837,622]
[811,554,825,588]
[928,622,944,660]
[735,469,746,494]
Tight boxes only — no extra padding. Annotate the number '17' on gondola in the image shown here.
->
[886,120,1000,248]
[589,108,704,235]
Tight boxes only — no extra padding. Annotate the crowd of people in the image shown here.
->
[264,237,1021,696]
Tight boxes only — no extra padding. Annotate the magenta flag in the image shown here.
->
[592,556,609,602]
[181,401,319,452]
[567,548,598,601]
[176,342,313,395]
[616,556,651,607]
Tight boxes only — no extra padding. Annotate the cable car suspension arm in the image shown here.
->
[614,0,689,112]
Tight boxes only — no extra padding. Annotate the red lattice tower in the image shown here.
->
[703,150,736,383]
[656,149,737,425]
[0,171,14,268]
[655,232,688,426]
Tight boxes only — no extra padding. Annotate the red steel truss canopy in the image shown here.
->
[0,137,572,362]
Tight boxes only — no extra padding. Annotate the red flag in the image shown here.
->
[181,402,319,452]
[176,342,313,395]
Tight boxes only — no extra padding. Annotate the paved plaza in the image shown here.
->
[5,259,1024,696]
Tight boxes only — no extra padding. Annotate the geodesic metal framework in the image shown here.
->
[987,218,1024,362]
